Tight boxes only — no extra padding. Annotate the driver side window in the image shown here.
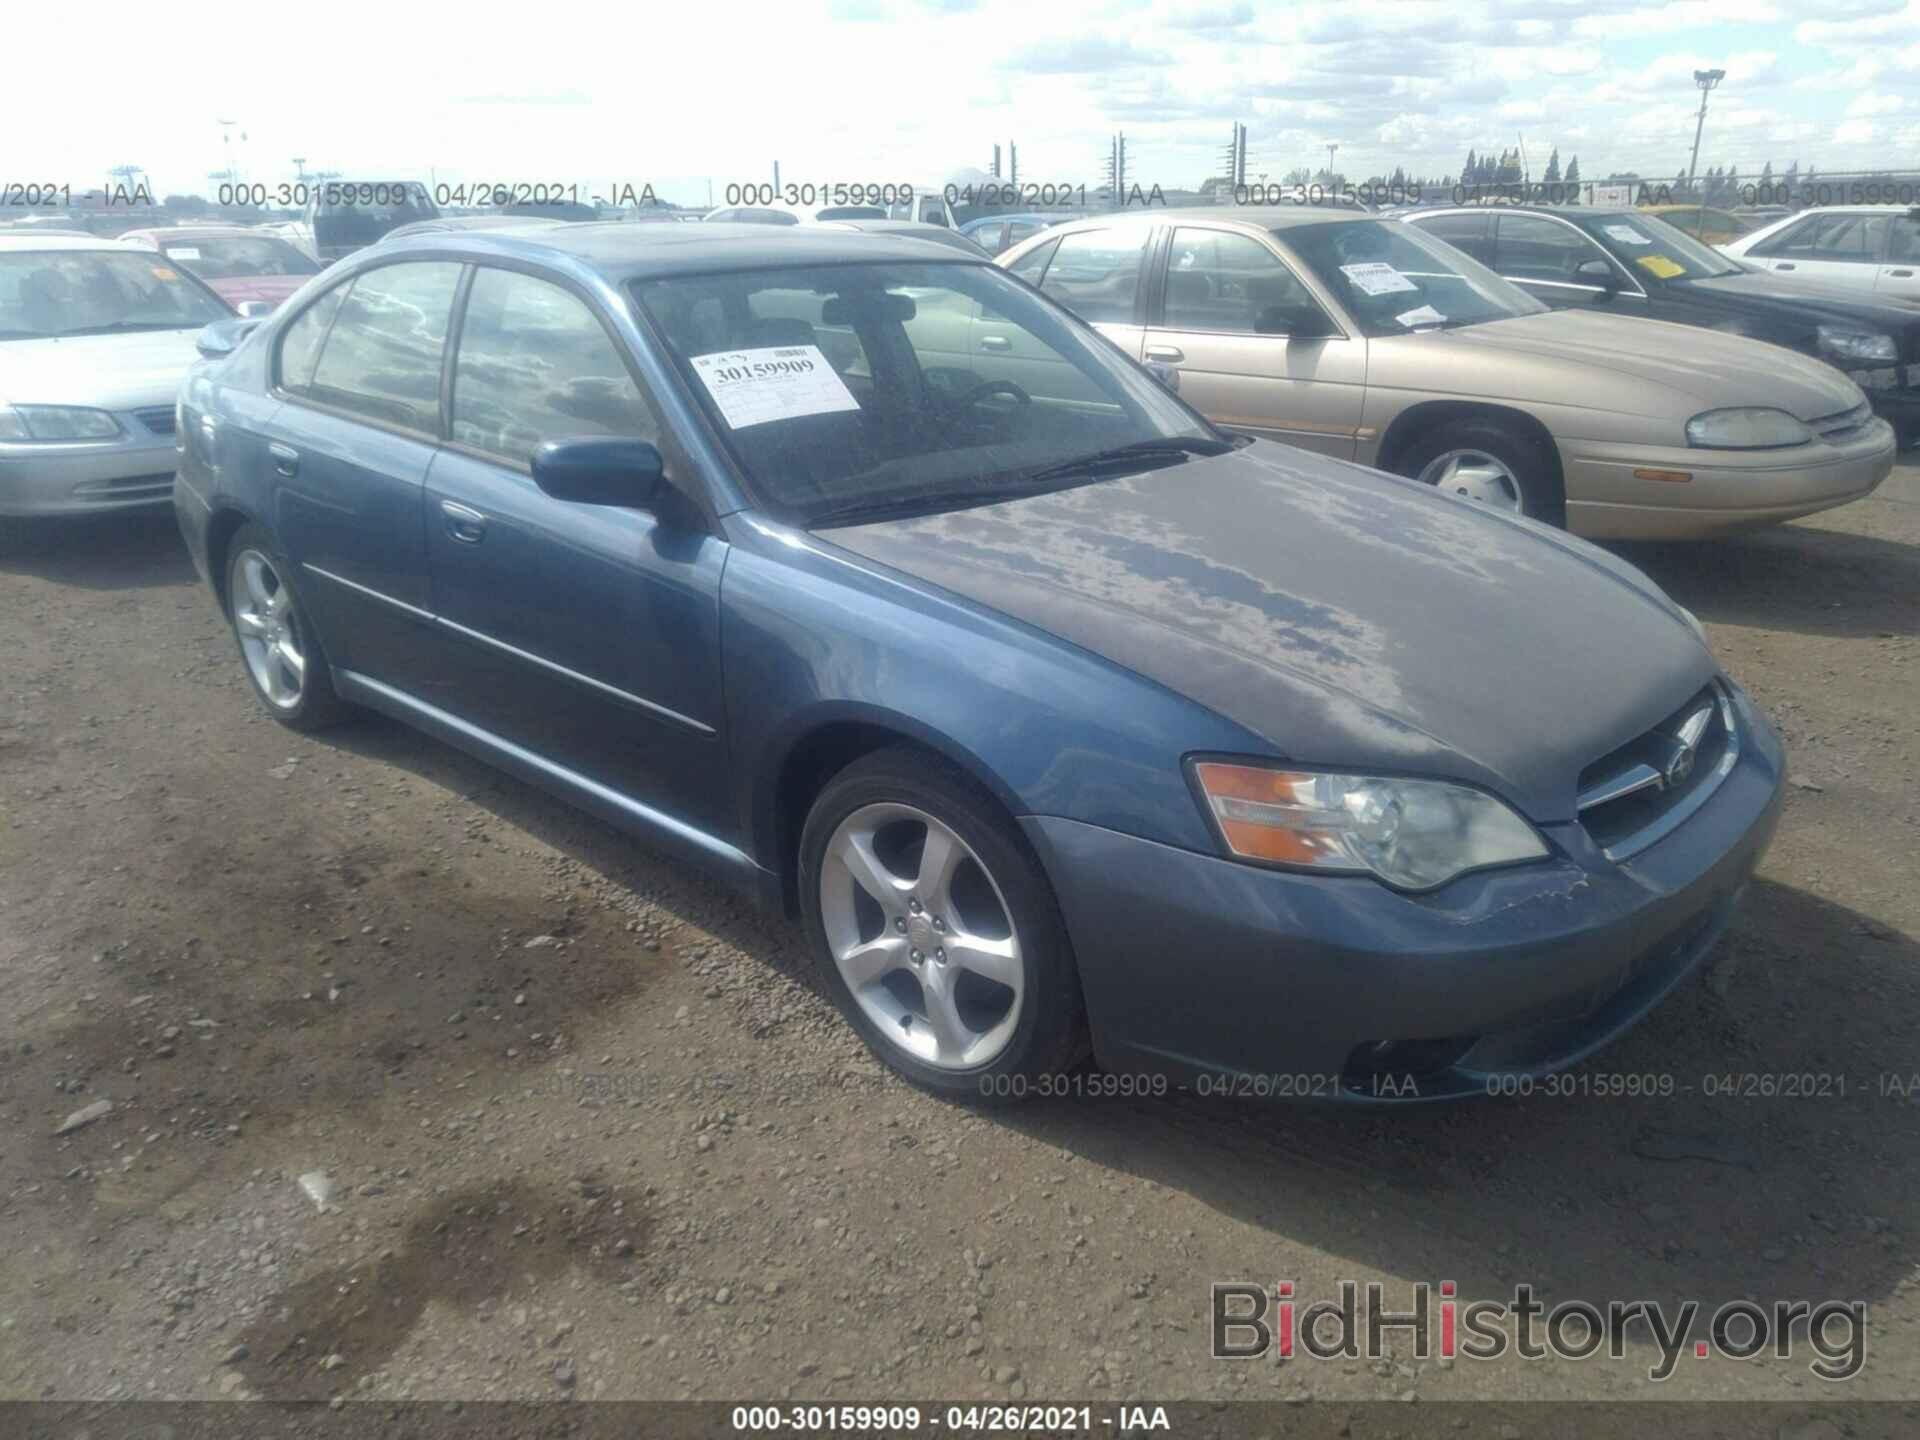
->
[1494,215,1610,284]
[1163,227,1322,335]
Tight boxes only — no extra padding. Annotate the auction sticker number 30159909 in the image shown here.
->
[691,345,861,430]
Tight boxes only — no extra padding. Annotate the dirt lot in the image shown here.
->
[1,467,1916,1425]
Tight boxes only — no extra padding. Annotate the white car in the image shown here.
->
[0,235,232,518]
[704,191,961,228]
[1719,205,1920,304]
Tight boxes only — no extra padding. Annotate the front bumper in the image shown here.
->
[1560,418,1896,539]
[1022,684,1785,1101]
[0,433,179,517]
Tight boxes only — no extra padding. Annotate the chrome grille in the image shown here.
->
[1809,403,1872,442]
[1576,682,1738,860]
[133,406,176,436]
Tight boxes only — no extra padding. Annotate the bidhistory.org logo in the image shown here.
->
[1211,1280,1866,1382]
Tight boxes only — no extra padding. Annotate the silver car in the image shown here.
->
[0,235,232,517]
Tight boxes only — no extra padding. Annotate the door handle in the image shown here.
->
[1890,269,1915,278]
[268,442,299,477]
[978,333,1011,352]
[1144,344,1185,362]
[440,499,488,544]
[1774,262,1796,270]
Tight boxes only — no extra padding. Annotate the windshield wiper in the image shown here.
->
[1015,435,1234,486]
[806,436,1234,529]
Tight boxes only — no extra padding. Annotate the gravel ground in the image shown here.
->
[1,467,1916,1422]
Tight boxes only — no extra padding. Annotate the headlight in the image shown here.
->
[1191,762,1548,891]
[1684,408,1812,449]
[1816,326,1898,364]
[0,405,123,441]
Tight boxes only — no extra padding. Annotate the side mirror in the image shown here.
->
[1143,360,1180,393]
[531,437,665,508]
[195,317,262,360]
[1577,257,1620,292]
[234,300,277,319]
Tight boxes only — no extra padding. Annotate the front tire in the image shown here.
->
[1398,417,1566,528]
[799,746,1087,1100]
[225,523,349,732]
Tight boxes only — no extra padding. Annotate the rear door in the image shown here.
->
[1746,212,1885,289]
[268,260,462,687]
[1140,224,1365,460]
[1877,213,1920,303]
[422,263,731,836]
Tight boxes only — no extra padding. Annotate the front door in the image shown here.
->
[1878,213,1920,303]
[1141,224,1365,459]
[423,264,732,838]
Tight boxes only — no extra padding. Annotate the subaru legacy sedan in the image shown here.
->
[1000,210,1894,539]
[1,234,233,517]
[174,224,1784,1101]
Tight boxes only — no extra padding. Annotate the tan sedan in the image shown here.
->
[996,209,1895,539]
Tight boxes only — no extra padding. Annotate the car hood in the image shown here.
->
[204,274,307,307]
[0,328,206,410]
[1415,309,1866,422]
[817,441,1715,822]
[1680,271,1920,328]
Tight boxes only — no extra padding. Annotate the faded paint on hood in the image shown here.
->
[0,328,205,410]
[204,274,307,308]
[818,440,1715,822]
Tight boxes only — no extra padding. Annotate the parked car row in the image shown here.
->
[4,204,1901,1102]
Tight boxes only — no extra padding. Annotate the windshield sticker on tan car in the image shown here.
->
[1603,224,1651,245]
[1339,262,1419,297]
[163,247,203,261]
[1394,304,1447,327]
[1635,254,1685,279]
[690,345,860,429]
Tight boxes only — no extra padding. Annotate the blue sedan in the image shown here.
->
[173,223,1783,1101]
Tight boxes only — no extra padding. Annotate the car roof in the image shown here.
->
[376,221,995,279]
[1039,205,1376,234]
[0,233,141,252]
[124,224,279,241]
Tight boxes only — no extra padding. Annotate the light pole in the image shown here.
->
[1686,69,1725,195]
[1325,141,1339,181]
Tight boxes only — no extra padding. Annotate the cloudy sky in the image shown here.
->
[10,0,1919,206]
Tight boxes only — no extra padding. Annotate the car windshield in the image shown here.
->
[0,249,231,338]
[633,260,1220,526]
[1575,213,1743,279]
[157,235,319,280]
[1280,219,1546,337]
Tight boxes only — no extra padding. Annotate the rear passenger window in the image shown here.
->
[1808,214,1889,263]
[1006,235,1058,281]
[1040,230,1147,323]
[1495,215,1608,283]
[277,284,348,393]
[1414,213,1493,266]
[306,262,461,432]
[451,267,657,463]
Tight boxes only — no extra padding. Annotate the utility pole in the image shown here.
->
[1686,69,1726,193]
[1105,132,1127,201]
[992,144,1001,179]
[1220,122,1247,189]
[1008,142,1017,187]
[773,160,781,193]
[1325,141,1339,181]
[291,157,306,181]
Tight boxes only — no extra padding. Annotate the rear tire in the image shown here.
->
[1397,417,1566,528]
[225,522,350,732]
[799,746,1088,1101]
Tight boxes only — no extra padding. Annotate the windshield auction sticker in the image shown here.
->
[1339,262,1419,296]
[1394,304,1447,327]
[690,345,859,429]
[1602,224,1651,245]
[1635,254,1686,279]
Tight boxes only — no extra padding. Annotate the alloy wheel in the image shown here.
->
[1416,448,1525,513]
[818,802,1023,1070]
[230,549,307,711]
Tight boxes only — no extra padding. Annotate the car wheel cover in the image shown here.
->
[1417,448,1525,514]
[819,802,1023,1071]
[230,549,307,711]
